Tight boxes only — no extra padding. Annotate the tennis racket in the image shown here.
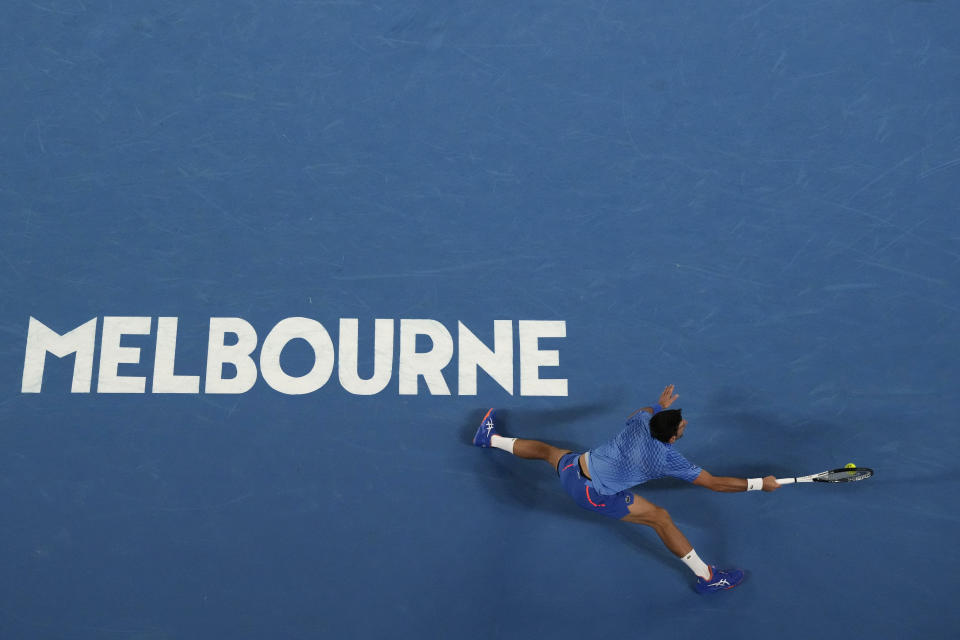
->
[776,467,873,485]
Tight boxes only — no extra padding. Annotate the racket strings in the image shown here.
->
[822,468,873,482]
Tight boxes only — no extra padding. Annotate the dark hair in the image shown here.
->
[650,409,683,443]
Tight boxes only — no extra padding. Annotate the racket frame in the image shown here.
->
[776,467,873,485]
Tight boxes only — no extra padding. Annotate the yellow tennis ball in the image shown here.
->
[845,463,856,469]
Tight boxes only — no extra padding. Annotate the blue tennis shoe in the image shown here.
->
[694,567,744,594]
[473,409,497,447]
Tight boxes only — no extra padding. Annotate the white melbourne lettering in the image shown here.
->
[21,317,568,397]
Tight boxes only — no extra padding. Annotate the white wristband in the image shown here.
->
[747,478,763,492]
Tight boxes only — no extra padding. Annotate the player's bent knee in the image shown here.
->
[549,448,572,470]
[653,506,671,525]
[624,503,670,527]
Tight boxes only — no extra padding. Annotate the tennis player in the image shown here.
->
[472,384,780,593]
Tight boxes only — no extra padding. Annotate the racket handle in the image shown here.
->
[775,478,796,485]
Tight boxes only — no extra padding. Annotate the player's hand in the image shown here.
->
[762,476,781,492]
[657,384,679,409]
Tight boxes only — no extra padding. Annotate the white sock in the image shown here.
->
[681,549,712,580]
[490,435,517,454]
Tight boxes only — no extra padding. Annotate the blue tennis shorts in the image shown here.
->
[557,452,633,520]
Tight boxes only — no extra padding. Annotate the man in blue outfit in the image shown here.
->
[473,384,780,594]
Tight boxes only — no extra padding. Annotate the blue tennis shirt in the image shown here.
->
[586,411,702,495]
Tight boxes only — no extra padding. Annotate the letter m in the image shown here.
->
[21,317,98,393]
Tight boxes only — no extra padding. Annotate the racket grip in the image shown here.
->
[775,478,796,485]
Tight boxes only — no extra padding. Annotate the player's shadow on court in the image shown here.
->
[490,405,616,433]
[460,404,616,453]
[701,387,844,477]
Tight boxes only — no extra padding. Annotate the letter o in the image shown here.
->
[259,318,334,395]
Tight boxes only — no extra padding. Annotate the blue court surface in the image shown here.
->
[2,2,959,638]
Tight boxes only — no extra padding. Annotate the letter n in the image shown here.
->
[458,321,513,395]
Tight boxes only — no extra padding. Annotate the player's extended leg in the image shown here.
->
[512,439,571,471]
[622,493,744,593]
[472,409,571,470]
[621,493,694,557]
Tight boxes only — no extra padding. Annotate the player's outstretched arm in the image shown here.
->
[693,470,781,492]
